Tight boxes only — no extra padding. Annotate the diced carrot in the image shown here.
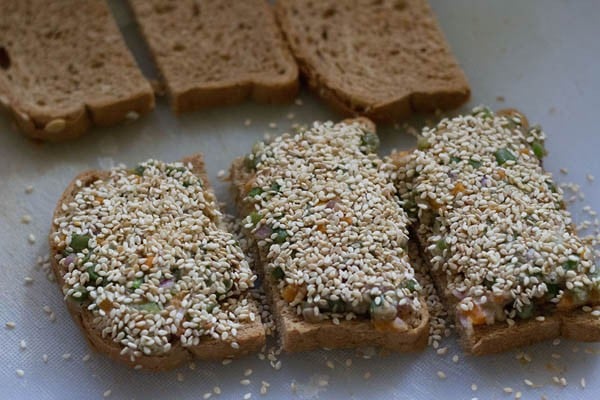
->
[94,196,104,203]
[451,182,466,195]
[145,255,154,267]
[464,304,486,325]
[372,320,394,333]
[316,224,327,233]
[282,285,299,303]
[498,170,506,179]
[557,294,575,311]
[428,198,442,211]
[99,298,113,312]
[519,148,531,155]
[341,216,353,225]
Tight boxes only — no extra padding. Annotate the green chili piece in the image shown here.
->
[273,228,288,244]
[249,211,262,225]
[494,147,517,165]
[69,287,89,303]
[468,159,482,168]
[531,141,547,159]
[248,187,264,197]
[70,234,91,252]
[271,266,285,280]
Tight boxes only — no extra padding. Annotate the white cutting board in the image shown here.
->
[1,1,600,399]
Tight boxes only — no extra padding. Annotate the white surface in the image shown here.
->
[1,1,600,399]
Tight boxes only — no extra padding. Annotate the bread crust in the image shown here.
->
[390,150,600,355]
[229,122,430,353]
[128,0,299,113]
[0,0,154,141]
[49,154,265,370]
[274,0,470,122]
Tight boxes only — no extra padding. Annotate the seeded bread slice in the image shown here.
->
[229,119,429,353]
[274,0,470,122]
[0,0,154,141]
[391,150,600,355]
[128,0,298,113]
[49,154,265,371]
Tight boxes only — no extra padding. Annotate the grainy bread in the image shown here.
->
[0,0,155,141]
[275,0,470,122]
[128,0,299,113]
[229,119,429,353]
[50,154,265,370]
[391,137,600,356]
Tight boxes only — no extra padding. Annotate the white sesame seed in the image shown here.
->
[580,377,586,388]
[274,361,282,370]
[286,113,295,120]
[19,340,27,350]
[515,391,522,399]
[240,379,251,386]
[471,383,477,391]
[437,371,446,380]
[503,387,513,393]
[294,98,303,106]
[16,369,25,377]
[25,185,33,194]
[5,321,15,329]
[222,359,232,365]
[243,393,252,400]
[244,119,252,127]
[363,372,371,380]
[326,360,335,369]
[177,373,184,382]
[62,353,71,360]
[203,393,212,399]
[42,354,48,363]
[213,386,221,394]
[345,358,352,367]
[103,389,112,398]
[217,170,226,179]
[436,347,448,355]
[524,379,534,387]
[586,174,595,182]
[244,368,253,376]
[82,354,91,362]
[452,355,459,363]
[28,234,36,244]
[553,338,561,346]
[21,214,32,224]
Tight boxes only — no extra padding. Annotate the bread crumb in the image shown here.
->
[586,174,595,182]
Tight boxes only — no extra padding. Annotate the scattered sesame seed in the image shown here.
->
[559,168,569,174]
[19,340,27,350]
[25,185,33,194]
[260,386,268,395]
[103,389,112,398]
[42,354,48,363]
[222,359,232,365]
[452,355,459,363]
[286,113,295,120]
[243,393,252,400]
[177,373,184,382]
[274,361,282,370]
[62,353,71,360]
[326,360,335,369]
[294,98,303,106]
[28,234,36,244]
[217,169,226,179]
[23,276,34,285]
[240,379,251,386]
[268,122,277,129]
[436,347,448,355]
[5,321,16,329]
[345,358,352,367]
[203,393,212,399]
[591,310,600,317]
[244,368,253,377]
[471,383,477,391]
[580,378,586,388]
[503,387,513,393]
[553,338,561,346]
[16,369,25,377]
[586,174,595,182]
[437,371,446,380]
[363,372,371,380]
[524,379,534,387]
[515,391,522,399]
[560,377,567,386]
[21,214,32,224]
[213,386,221,394]
[82,354,91,362]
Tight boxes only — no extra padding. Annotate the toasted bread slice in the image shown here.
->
[390,108,600,355]
[128,0,299,113]
[230,119,429,353]
[50,154,265,370]
[0,0,154,141]
[274,0,470,122]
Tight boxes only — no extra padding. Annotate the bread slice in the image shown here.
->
[0,0,154,141]
[274,0,470,122]
[229,119,429,353]
[390,109,600,355]
[128,0,299,113]
[50,154,265,370]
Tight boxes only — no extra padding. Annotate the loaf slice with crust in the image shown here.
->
[50,154,265,370]
[0,0,154,141]
[128,0,298,113]
[390,108,600,355]
[230,118,429,352]
[274,0,470,122]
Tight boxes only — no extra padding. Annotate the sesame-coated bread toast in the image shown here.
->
[230,119,429,352]
[128,0,299,113]
[274,0,470,122]
[0,0,154,141]
[390,108,600,355]
[50,154,265,370]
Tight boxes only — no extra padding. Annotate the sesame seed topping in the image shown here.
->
[16,369,24,377]
[51,159,256,357]
[243,393,252,400]
[241,120,422,325]
[503,387,513,393]
[213,386,221,394]
[42,354,48,363]
[21,214,32,224]
[437,371,447,379]
[244,368,253,376]
[28,234,36,244]
[581,377,586,388]
[19,340,27,350]
[103,389,112,397]
[203,393,212,399]
[471,383,477,391]
[240,379,251,385]
[394,107,598,330]
[6,321,16,329]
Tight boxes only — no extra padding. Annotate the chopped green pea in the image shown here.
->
[531,141,547,159]
[468,159,482,168]
[273,228,288,244]
[132,165,146,176]
[223,279,233,292]
[450,156,462,164]
[133,302,162,313]
[564,259,578,271]
[249,211,262,225]
[517,303,535,319]
[327,299,346,313]
[248,187,264,198]
[436,239,447,251]
[271,266,285,280]
[70,234,91,252]
[86,266,100,284]
[494,147,517,165]
[270,182,281,192]
[417,137,431,150]
[360,132,380,152]
[69,287,89,303]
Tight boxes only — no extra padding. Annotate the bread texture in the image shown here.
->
[0,0,154,141]
[50,154,265,370]
[128,0,299,113]
[391,149,600,355]
[229,119,429,353]
[274,0,470,122]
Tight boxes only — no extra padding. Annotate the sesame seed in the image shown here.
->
[524,379,534,387]
[244,119,252,126]
[19,340,27,350]
[21,214,32,224]
[243,393,252,400]
[203,393,212,399]
[286,113,295,120]
[436,347,448,355]
[294,98,303,106]
[471,383,477,391]
[177,373,184,382]
[580,377,586,388]
[244,368,253,376]
[274,361,282,370]
[553,338,561,346]
[591,310,600,317]
[213,386,221,394]
[535,316,546,322]
[452,355,459,363]
[268,122,277,129]
[222,359,232,365]
[363,372,371,380]
[326,360,335,369]
[586,174,595,182]
[62,353,71,360]
[437,371,446,380]
[503,387,513,393]
[515,391,522,399]
[28,234,36,244]
[345,358,352,367]
[103,389,112,398]
[6,321,16,329]
[23,276,34,285]
[16,369,25,377]
[42,354,48,363]
[25,185,33,194]
[240,379,251,385]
